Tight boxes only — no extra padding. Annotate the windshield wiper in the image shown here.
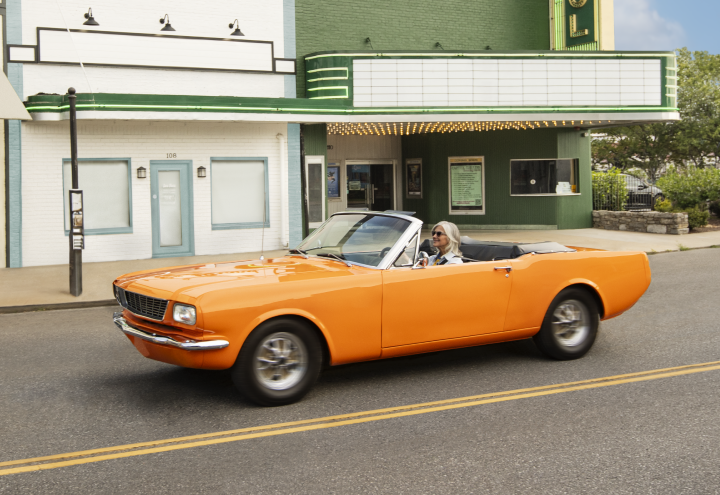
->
[316,253,352,267]
[288,248,308,259]
[304,246,336,252]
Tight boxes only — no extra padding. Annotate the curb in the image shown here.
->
[0,299,119,315]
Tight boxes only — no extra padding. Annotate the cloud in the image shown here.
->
[615,0,685,51]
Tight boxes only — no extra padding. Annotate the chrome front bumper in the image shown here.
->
[113,312,229,351]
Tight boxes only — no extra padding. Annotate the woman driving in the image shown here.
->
[428,221,463,265]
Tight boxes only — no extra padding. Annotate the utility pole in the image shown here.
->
[68,87,83,296]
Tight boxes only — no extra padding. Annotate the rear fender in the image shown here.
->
[504,252,646,332]
[560,279,607,319]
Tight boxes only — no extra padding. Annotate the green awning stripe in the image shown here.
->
[26,103,680,114]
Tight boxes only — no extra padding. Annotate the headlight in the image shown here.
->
[173,303,196,325]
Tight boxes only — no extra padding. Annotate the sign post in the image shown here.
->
[68,87,83,296]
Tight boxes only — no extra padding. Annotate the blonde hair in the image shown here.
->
[432,221,462,257]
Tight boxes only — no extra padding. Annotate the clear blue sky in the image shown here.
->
[615,0,720,54]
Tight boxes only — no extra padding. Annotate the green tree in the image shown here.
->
[592,123,674,183]
[592,49,720,178]
[671,48,720,168]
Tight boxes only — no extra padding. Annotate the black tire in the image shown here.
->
[231,318,322,406]
[532,288,599,360]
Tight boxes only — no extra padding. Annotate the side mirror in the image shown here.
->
[413,251,429,269]
[638,183,647,190]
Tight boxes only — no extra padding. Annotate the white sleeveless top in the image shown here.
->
[428,252,463,266]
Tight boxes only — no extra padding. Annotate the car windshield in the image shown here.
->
[296,214,412,267]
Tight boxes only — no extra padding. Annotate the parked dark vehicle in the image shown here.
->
[622,174,663,211]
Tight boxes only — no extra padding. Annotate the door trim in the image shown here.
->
[150,160,195,258]
[380,327,538,359]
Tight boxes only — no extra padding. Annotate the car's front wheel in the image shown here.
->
[231,318,322,406]
[532,288,599,360]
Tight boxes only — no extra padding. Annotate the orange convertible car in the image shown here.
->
[113,211,651,406]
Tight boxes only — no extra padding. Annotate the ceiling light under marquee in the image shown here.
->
[326,119,611,136]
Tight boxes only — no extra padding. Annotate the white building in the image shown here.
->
[5,0,300,267]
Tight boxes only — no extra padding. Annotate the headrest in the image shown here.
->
[460,236,482,245]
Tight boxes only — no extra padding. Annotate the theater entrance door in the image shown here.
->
[346,163,394,211]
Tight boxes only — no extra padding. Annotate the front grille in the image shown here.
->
[121,289,169,321]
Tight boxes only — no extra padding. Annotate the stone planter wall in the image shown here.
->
[593,211,689,235]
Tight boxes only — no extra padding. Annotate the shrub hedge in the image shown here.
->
[592,168,628,211]
[686,207,710,229]
[656,168,720,209]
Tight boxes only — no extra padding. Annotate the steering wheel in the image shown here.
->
[379,247,392,259]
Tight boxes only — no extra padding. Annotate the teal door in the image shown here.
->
[150,161,194,258]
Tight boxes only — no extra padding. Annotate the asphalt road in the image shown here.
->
[1,248,719,494]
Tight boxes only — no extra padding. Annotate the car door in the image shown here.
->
[381,261,514,348]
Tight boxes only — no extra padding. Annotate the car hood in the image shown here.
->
[114,256,363,302]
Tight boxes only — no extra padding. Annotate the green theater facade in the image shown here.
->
[293,0,678,231]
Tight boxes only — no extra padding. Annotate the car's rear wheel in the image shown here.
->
[231,318,322,406]
[533,288,599,360]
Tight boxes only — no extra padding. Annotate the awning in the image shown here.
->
[0,72,31,120]
[23,93,679,129]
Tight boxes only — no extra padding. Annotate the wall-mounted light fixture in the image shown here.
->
[434,42,444,50]
[83,8,99,26]
[365,37,374,50]
[197,166,207,178]
[136,166,147,179]
[159,14,175,32]
[228,19,244,36]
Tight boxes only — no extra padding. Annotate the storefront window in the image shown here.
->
[62,159,132,234]
[510,159,579,195]
[211,158,269,229]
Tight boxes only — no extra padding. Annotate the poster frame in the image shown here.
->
[326,163,341,199]
[405,158,423,199]
[448,156,485,216]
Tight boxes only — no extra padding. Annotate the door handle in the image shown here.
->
[494,266,512,272]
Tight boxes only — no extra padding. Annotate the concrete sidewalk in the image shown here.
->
[2,228,719,311]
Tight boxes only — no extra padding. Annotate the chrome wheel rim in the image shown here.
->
[552,299,590,348]
[253,332,308,391]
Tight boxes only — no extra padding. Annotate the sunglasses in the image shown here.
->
[431,231,446,237]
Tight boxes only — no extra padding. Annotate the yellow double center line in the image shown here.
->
[2,360,719,477]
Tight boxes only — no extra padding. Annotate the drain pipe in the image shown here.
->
[276,133,289,247]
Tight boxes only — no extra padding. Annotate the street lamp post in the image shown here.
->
[68,87,82,297]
